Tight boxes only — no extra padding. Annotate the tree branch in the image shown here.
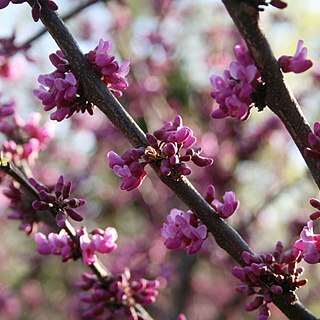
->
[222,0,320,189]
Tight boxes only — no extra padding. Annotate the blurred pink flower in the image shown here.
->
[278,40,313,73]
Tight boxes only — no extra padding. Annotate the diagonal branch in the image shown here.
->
[222,0,320,189]
[26,1,318,319]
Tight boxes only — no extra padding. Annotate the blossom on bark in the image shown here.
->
[294,220,320,264]
[107,148,147,191]
[278,40,313,73]
[86,39,130,98]
[161,208,207,254]
[34,40,129,121]
[204,185,240,219]
[35,226,118,265]
[146,115,213,179]
[76,270,159,318]
[232,242,306,320]
[30,175,85,228]
[210,44,260,121]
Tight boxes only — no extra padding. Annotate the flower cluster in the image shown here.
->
[30,175,85,228]
[34,226,118,265]
[210,44,260,121]
[294,220,320,264]
[76,270,159,319]
[251,0,287,10]
[232,242,307,320]
[204,184,240,219]
[0,112,53,165]
[3,181,40,234]
[107,116,213,191]
[86,39,130,98]
[107,148,147,191]
[161,208,207,254]
[305,122,320,167]
[34,40,130,121]
[278,40,313,74]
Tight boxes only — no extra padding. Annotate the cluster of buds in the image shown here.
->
[33,39,130,121]
[278,40,313,74]
[3,181,40,234]
[30,175,85,227]
[34,226,118,265]
[161,208,207,255]
[76,270,159,319]
[204,184,240,219]
[305,122,320,167]
[108,115,213,191]
[232,242,307,320]
[210,44,261,121]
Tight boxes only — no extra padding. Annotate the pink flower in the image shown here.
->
[92,227,118,254]
[205,185,240,219]
[34,229,74,262]
[107,149,147,191]
[294,220,320,264]
[80,233,97,265]
[161,209,207,254]
[278,40,313,73]
[86,39,130,98]
[210,44,260,121]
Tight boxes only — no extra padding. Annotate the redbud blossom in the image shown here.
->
[30,176,85,228]
[210,44,260,121]
[108,116,213,191]
[294,220,320,264]
[161,208,207,254]
[305,122,320,168]
[278,40,313,73]
[205,185,240,219]
[107,148,147,191]
[35,227,118,265]
[76,271,159,318]
[86,39,130,98]
[233,242,306,320]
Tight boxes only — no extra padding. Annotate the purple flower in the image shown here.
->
[294,220,320,264]
[33,71,81,122]
[30,175,85,228]
[91,227,118,254]
[76,271,159,318]
[146,115,213,179]
[80,232,97,265]
[210,44,260,121]
[3,182,40,234]
[86,39,130,98]
[305,122,320,169]
[278,40,313,73]
[233,242,306,320]
[34,229,75,262]
[205,185,240,219]
[107,149,147,191]
[161,208,207,254]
